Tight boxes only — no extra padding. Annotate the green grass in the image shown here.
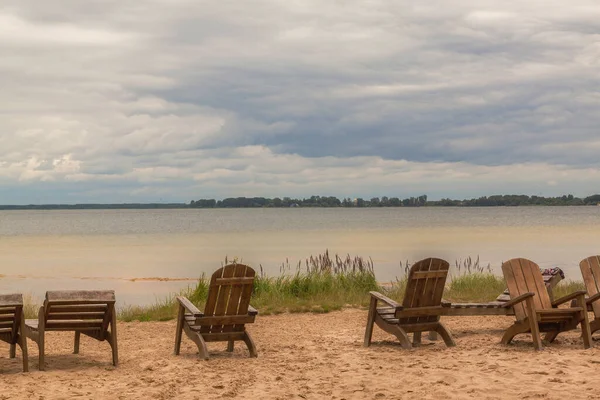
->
[445,273,506,302]
[20,253,589,322]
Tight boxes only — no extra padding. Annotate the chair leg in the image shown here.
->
[363,296,377,347]
[227,340,234,352]
[38,331,45,371]
[434,322,456,347]
[9,343,16,358]
[501,322,529,346]
[412,332,422,345]
[174,304,185,355]
[183,325,209,360]
[110,309,119,366]
[19,335,28,373]
[524,298,542,350]
[242,331,257,358]
[391,325,412,349]
[580,314,592,350]
[74,331,81,354]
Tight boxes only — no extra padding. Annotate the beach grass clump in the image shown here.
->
[248,251,379,315]
[118,250,379,320]
[445,273,506,302]
[23,293,40,319]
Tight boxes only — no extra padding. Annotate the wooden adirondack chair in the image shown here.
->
[24,290,118,370]
[364,257,455,349]
[501,258,592,350]
[0,294,28,372]
[174,263,258,360]
[579,256,600,335]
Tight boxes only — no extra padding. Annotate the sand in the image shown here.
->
[1,309,599,399]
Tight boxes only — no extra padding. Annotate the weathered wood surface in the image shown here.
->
[364,257,455,349]
[0,293,28,372]
[24,290,118,370]
[501,258,591,350]
[579,255,600,335]
[174,263,258,360]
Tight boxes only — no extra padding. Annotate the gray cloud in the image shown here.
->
[1,0,599,203]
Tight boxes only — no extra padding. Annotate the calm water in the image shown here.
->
[1,207,599,306]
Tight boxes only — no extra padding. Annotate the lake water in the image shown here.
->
[1,207,599,306]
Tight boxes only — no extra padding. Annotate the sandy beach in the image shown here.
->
[1,309,598,399]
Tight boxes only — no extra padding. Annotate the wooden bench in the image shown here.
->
[0,294,28,372]
[24,290,118,370]
[174,263,258,359]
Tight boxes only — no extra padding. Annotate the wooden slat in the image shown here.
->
[395,306,447,318]
[45,321,103,330]
[187,315,255,326]
[0,294,23,306]
[401,258,430,324]
[411,270,448,280]
[214,277,255,285]
[446,307,513,316]
[222,264,248,333]
[48,305,108,313]
[416,258,439,324]
[199,332,246,342]
[46,290,115,303]
[0,307,18,315]
[502,259,527,320]
[0,314,16,321]
[235,265,256,332]
[47,312,106,320]
[522,259,551,309]
[428,259,449,323]
[0,327,13,334]
[208,264,236,333]
[201,267,222,327]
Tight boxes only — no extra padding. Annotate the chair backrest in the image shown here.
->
[580,256,600,317]
[0,294,23,344]
[201,263,255,333]
[399,258,450,324]
[502,258,551,320]
[43,290,115,333]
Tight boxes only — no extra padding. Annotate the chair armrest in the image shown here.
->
[502,292,535,308]
[551,290,587,307]
[587,292,600,304]
[369,291,401,309]
[248,305,258,316]
[176,296,203,317]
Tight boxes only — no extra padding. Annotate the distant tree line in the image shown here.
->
[2,194,599,210]
[0,203,186,210]
[189,194,600,208]
[430,194,600,207]
[189,195,428,208]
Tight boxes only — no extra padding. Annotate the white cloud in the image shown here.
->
[1,1,599,203]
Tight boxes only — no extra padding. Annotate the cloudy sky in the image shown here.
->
[1,0,599,204]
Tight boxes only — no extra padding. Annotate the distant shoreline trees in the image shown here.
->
[188,194,600,208]
[1,194,599,210]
